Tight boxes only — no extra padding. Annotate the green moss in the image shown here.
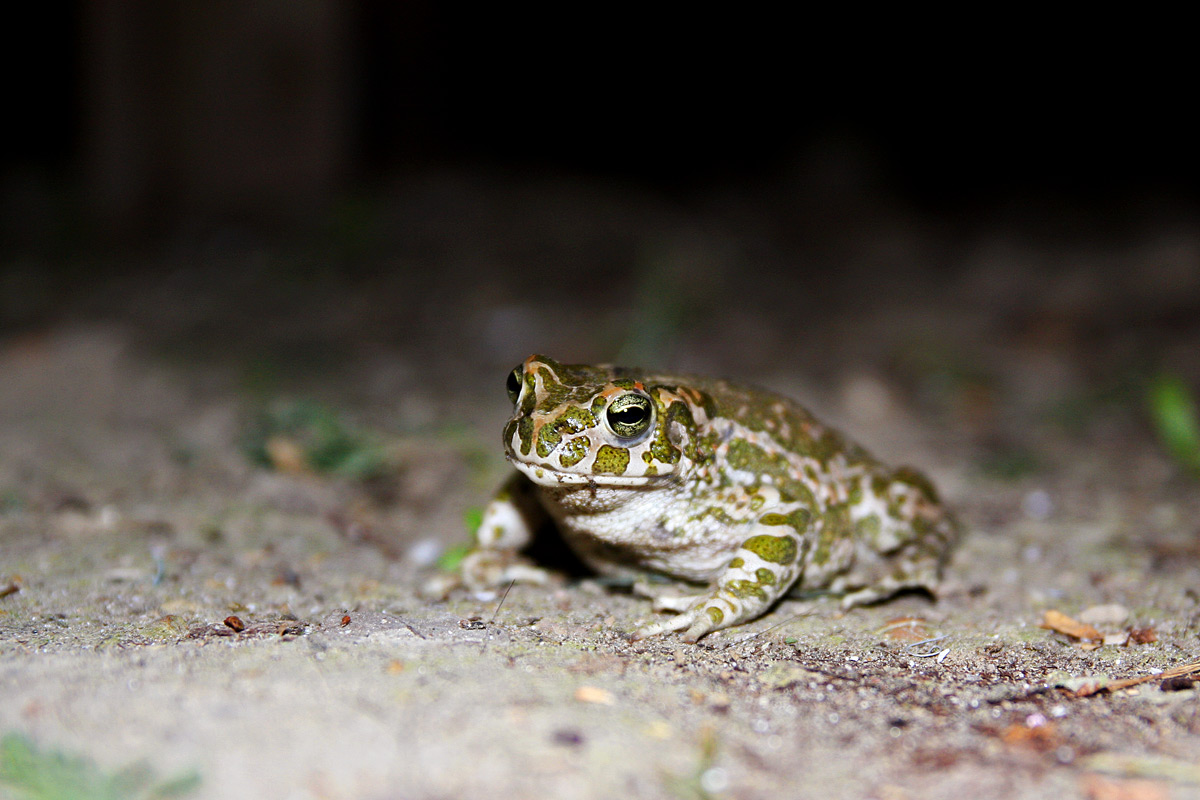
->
[240,398,385,479]
[0,732,201,800]
[139,616,191,642]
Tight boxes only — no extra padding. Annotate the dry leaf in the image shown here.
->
[1127,627,1157,645]
[1080,774,1169,800]
[1040,610,1102,642]
[877,616,931,642]
[574,686,616,705]
[1001,720,1061,751]
[266,435,309,473]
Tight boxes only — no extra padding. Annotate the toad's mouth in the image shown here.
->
[508,455,660,488]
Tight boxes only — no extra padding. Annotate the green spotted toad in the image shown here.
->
[461,355,957,642]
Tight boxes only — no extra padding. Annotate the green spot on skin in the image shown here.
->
[727,580,768,601]
[536,424,561,458]
[593,445,630,475]
[725,440,816,506]
[536,404,599,459]
[706,606,724,625]
[755,568,777,585]
[812,506,852,566]
[558,436,590,468]
[742,534,799,564]
[759,509,812,532]
[810,431,844,463]
[559,405,598,433]
[892,466,940,503]
[726,438,769,472]
[855,513,881,539]
[728,557,745,569]
[687,505,739,527]
[516,417,534,456]
[778,477,816,507]
[644,398,692,465]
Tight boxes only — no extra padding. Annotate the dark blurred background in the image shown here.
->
[7,3,1197,236]
[2,2,1198,390]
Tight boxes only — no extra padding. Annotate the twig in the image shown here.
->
[1076,659,1200,697]
[912,647,951,661]
[401,620,427,640]
[906,634,951,649]
[479,579,516,653]
[489,580,516,625]
[726,608,818,648]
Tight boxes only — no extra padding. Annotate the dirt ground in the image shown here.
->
[2,173,1200,799]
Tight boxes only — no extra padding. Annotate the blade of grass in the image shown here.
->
[1148,374,1200,474]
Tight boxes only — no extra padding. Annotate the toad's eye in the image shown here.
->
[606,393,654,439]
[506,366,523,404]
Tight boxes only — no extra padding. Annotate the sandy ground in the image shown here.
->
[2,175,1200,799]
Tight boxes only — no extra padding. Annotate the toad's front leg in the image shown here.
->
[459,472,550,591]
[632,513,809,643]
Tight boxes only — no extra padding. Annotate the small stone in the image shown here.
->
[551,728,585,746]
[1077,604,1129,626]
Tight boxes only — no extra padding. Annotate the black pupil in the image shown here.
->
[612,405,646,425]
[507,370,521,398]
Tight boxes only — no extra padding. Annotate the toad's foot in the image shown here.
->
[460,550,549,594]
[631,525,807,642]
[632,598,719,643]
[634,578,781,642]
[419,552,549,601]
[631,582,705,611]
